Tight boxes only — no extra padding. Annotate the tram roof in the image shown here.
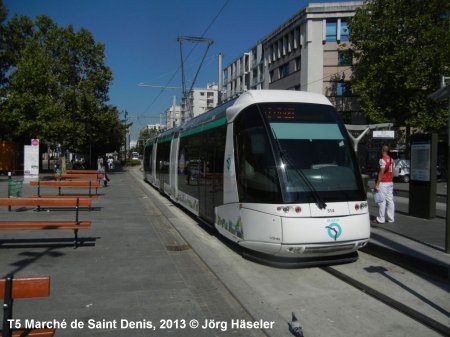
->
[234,90,332,106]
[146,90,332,145]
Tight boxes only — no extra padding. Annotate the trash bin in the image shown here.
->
[8,178,23,198]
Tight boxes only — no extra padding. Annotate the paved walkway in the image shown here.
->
[365,180,449,280]
[0,171,264,337]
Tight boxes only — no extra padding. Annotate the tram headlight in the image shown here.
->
[354,202,368,211]
[276,206,302,214]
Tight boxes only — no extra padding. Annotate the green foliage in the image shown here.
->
[349,0,450,129]
[0,8,126,155]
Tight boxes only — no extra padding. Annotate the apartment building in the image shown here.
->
[181,83,219,121]
[165,96,182,129]
[222,1,364,123]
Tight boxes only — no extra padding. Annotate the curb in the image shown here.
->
[362,241,449,282]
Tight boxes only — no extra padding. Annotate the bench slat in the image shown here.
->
[0,277,50,299]
[30,181,100,188]
[31,195,98,199]
[0,198,92,207]
[66,170,98,174]
[0,221,91,230]
[56,173,103,180]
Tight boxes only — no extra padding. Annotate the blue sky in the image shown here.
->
[4,0,347,141]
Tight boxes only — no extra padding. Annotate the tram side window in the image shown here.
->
[178,134,201,199]
[144,144,153,173]
[203,125,226,206]
[156,142,171,175]
[234,105,281,203]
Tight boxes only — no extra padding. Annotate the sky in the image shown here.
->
[4,0,349,141]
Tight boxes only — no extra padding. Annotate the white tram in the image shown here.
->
[143,90,370,265]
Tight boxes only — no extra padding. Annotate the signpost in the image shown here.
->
[24,139,40,181]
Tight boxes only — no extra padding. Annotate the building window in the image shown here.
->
[295,57,301,71]
[338,50,352,66]
[340,20,349,41]
[326,20,337,42]
[279,63,290,78]
[337,82,351,96]
[252,69,258,84]
[288,32,293,52]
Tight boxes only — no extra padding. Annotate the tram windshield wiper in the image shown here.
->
[271,128,327,210]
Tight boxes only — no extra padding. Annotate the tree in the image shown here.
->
[0,0,7,87]
[349,0,450,130]
[136,125,163,155]
[0,12,125,158]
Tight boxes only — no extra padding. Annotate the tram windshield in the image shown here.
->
[262,103,364,203]
[233,102,365,204]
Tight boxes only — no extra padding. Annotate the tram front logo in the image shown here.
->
[226,156,231,171]
[325,223,342,240]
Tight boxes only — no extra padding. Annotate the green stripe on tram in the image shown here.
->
[156,116,227,144]
[157,135,172,144]
[180,116,227,138]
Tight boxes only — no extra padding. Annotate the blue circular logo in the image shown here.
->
[326,223,342,240]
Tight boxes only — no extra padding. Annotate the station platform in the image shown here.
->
[365,181,449,281]
[0,169,448,336]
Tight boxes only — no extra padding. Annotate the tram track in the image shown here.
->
[322,265,450,336]
[131,167,450,337]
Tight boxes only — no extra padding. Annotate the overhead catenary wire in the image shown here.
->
[177,36,214,118]
[139,0,230,117]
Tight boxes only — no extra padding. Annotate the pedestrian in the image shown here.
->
[97,155,104,170]
[373,145,395,224]
[107,157,114,170]
[97,163,110,187]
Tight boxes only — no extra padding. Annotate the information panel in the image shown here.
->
[408,133,437,219]
[410,141,431,182]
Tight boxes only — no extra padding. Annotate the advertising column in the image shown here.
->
[24,139,40,181]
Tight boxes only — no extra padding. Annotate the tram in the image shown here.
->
[143,90,370,265]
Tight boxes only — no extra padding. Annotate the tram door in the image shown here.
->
[198,126,226,223]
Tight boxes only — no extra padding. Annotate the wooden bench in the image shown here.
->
[1,276,55,337]
[30,180,101,197]
[0,197,92,248]
[31,195,97,200]
[54,173,104,183]
[65,170,98,174]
